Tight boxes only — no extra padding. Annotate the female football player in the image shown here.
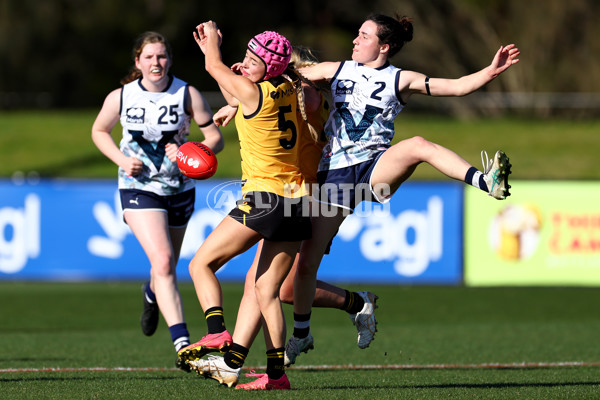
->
[91,31,223,371]
[285,12,519,364]
[178,21,309,390]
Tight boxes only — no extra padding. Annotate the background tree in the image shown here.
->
[1,0,599,116]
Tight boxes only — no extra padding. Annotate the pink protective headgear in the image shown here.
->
[247,31,292,81]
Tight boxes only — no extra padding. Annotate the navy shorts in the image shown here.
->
[316,152,386,211]
[228,191,311,242]
[119,189,195,228]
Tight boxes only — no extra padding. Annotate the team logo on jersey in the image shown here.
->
[126,107,145,124]
[335,80,355,95]
[270,86,295,100]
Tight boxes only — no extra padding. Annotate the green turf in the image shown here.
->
[1,282,599,399]
[2,110,600,180]
[0,110,243,180]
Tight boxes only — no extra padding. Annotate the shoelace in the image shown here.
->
[481,150,493,174]
[205,354,223,363]
[202,354,240,375]
[245,370,266,378]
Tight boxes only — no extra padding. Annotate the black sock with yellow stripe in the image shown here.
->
[205,307,226,334]
[224,343,248,369]
[342,290,365,314]
[266,347,285,380]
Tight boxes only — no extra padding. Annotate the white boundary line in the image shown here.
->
[1,361,599,374]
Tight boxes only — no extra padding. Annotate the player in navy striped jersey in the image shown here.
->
[286,13,519,364]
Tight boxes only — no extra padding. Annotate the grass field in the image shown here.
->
[2,111,599,398]
[1,282,599,399]
[2,110,600,180]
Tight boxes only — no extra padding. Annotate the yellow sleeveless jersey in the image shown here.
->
[298,92,329,187]
[235,79,306,198]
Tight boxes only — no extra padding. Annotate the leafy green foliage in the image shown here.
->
[2,0,600,113]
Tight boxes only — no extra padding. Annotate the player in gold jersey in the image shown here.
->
[208,46,380,370]
[178,22,309,390]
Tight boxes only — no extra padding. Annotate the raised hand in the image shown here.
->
[193,21,222,54]
[490,44,520,76]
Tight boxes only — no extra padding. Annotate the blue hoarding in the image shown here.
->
[0,179,463,284]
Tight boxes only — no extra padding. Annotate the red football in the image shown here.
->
[176,142,218,180]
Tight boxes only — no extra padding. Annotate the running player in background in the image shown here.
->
[91,31,224,371]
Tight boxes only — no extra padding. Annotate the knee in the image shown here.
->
[188,250,222,277]
[253,281,269,305]
[404,136,437,160]
[279,282,294,304]
[149,253,174,278]
[188,255,209,279]
[407,136,432,151]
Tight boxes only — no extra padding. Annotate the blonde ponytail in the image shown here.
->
[282,70,320,143]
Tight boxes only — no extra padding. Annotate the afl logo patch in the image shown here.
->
[335,80,355,95]
[126,107,145,124]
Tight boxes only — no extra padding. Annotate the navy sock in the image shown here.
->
[169,323,190,352]
[144,282,156,303]
[465,166,488,192]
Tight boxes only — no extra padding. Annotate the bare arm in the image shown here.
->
[91,88,143,176]
[188,86,224,153]
[218,83,239,107]
[193,21,259,112]
[298,61,341,82]
[401,44,520,99]
[218,62,245,107]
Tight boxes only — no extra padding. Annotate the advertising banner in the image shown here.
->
[464,181,600,286]
[318,182,463,284]
[0,179,463,284]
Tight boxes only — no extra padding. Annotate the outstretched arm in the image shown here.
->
[298,61,341,82]
[402,44,520,98]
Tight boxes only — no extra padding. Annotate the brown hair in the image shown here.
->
[366,13,414,57]
[120,31,173,85]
